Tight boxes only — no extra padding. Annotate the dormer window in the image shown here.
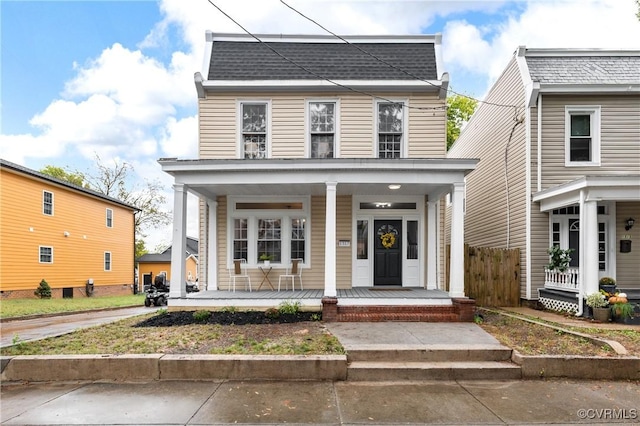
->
[565,106,600,166]
[377,101,405,158]
[240,102,268,159]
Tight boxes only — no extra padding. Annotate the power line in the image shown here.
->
[205,0,446,113]
[279,0,520,115]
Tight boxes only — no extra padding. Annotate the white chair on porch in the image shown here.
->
[229,259,252,292]
[278,259,303,291]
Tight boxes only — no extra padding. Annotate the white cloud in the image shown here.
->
[160,115,198,158]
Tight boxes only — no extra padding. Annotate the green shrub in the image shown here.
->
[193,310,211,323]
[34,279,52,299]
[220,306,238,313]
[278,300,301,315]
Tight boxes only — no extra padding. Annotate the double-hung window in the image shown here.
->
[377,101,404,158]
[43,191,54,216]
[565,106,600,166]
[106,208,113,228]
[240,102,268,159]
[39,246,53,263]
[309,101,336,158]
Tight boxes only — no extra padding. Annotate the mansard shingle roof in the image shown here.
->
[208,40,438,81]
[526,55,640,85]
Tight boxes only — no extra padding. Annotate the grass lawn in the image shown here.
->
[0,294,145,319]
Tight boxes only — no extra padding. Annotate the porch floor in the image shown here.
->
[170,287,451,309]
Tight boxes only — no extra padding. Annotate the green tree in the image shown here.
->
[135,239,148,260]
[447,94,478,150]
[40,165,87,187]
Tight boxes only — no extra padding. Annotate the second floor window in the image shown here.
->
[106,208,113,228]
[309,102,335,158]
[565,106,600,166]
[43,191,53,216]
[241,102,267,159]
[377,102,404,158]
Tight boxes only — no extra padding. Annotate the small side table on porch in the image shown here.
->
[258,266,274,290]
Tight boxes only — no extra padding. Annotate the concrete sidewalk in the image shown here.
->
[2,379,639,425]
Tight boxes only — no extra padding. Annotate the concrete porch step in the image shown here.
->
[347,346,513,363]
[347,360,522,381]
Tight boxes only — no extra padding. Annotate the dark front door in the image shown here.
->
[374,220,402,285]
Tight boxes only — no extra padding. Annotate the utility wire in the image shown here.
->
[279,0,521,116]
[205,0,446,112]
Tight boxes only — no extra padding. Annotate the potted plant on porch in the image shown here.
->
[546,246,574,272]
[585,292,610,322]
[608,293,636,323]
[259,253,274,267]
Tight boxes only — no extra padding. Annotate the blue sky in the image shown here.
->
[1,0,639,249]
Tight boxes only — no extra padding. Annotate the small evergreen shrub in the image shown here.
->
[34,279,52,299]
[265,308,280,319]
[193,310,211,323]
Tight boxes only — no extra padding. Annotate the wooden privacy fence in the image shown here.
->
[446,244,520,307]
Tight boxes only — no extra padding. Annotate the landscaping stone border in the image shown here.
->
[512,352,640,380]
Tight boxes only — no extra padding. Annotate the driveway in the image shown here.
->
[0,306,157,348]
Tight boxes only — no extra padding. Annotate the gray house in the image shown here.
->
[447,47,640,313]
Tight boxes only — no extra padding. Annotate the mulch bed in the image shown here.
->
[134,311,318,327]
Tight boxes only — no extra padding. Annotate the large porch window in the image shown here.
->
[229,198,309,267]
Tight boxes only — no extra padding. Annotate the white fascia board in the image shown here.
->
[202,79,442,93]
[159,158,478,174]
[202,31,214,76]
[524,48,640,57]
[210,33,439,44]
[434,33,444,79]
[533,175,640,210]
[538,84,640,94]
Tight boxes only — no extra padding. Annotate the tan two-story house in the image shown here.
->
[447,47,640,314]
[160,32,478,320]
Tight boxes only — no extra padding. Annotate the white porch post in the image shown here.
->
[324,182,337,297]
[449,182,466,298]
[207,199,218,291]
[582,199,599,296]
[170,184,187,299]
[427,200,438,290]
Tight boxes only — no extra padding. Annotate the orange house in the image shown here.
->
[137,237,198,289]
[0,159,138,299]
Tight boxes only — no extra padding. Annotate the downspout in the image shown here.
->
[575,189,585,317]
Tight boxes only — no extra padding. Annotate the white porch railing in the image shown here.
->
[544,267,579,292]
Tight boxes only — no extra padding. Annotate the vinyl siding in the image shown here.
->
[447,58,529,298]
[616,201,640,289]
[536,94,640,190]
[0,169,135,292]
[198,91,445,160]
[137,258,197,285]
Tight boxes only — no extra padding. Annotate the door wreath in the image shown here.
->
[380,232,396,249]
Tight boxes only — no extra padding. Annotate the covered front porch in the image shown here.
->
[160,158,478,321]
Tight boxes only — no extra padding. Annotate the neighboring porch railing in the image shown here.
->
[544,267,579,292]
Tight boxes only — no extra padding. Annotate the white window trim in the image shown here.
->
[374,98,408,158]
[237,99,272,159]
[227,196,310,268]
[39,246,53,264]
[106,208,113,228]
[305,98,340,158]
[104,251,112,271]
[43,190,54,216]
[564,105,601,167]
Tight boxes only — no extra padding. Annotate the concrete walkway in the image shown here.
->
[0,306,158,348]
[2,378,639,424]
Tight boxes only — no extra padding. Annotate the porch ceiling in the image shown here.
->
[159,157,478,199]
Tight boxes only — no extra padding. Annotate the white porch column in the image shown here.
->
[582,199,599,296]
[170,184,187,299]
[448,182,466,298]
[324,182,337,297]
[427,200,438,290]
[207,199,218,291]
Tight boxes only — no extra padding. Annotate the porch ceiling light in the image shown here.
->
[388,184,401,190]
[625,217,635,231]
